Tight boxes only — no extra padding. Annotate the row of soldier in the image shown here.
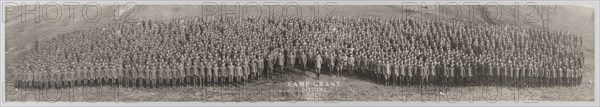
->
[13,15,584,89]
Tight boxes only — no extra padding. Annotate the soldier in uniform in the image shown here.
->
[288,48,296,74]
[206,60,213,86]
[266,51,275,79]
[421,61,430,86]
[243,58,251,83]
[256,55,265,80]
[299,49,308,72]
[178,61,186,87]
[212,61,220,86]
[278,50,285,75]
[220,60,228,86]
[494,62,502,86]
[110,63,118,87]
[150,65,157,88]
[33,68,41,89]
[167,64,175,88]
[456,60,465,86]
[49,66,57,89]
[27,66,35,88]
[339,52,348,76]
[250,58,258,81]
[315,52,323,80]
[407,60,414,86]
[328,52,336,76]
[157,63,165,87]
[383,60,391,86]
[348,53,355,75]
[465,60,473,85]
[123,63,131,87]
[235,61,244,85]
[228,60,235,85]
[192,57,201,87]
[392,60,399,86]
[85,63,94,86]
[399,60,406,86]
[185,58,193,87]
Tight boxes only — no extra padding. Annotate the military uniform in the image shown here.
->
[212,63,220,85]
[228,62,235,84]
[235,63,243,84]
[243,60,250,83]
[150,66,157,88]
[256,57,264,79]
[383,62,391,85]
[392,62,399,86]
[315,54,323,79]
[250,59,258,81]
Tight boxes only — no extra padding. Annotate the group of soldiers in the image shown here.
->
[12,15,584,89]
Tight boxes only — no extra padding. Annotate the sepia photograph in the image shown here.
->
[1,1,598,106]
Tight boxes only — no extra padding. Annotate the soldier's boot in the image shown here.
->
[398,76,404,86]
[52,81,58,89]
[180,77,186,87]
[546,78,552,87]
[404,76,409,86]
[216,77,221,87]
[52,81,57,89]
[303,67,307,74]
[197,78,202,87]
[104,78,109,86]
[60,81,65,89]
[202,77,206,87]
[39,82,44,90]
[37,81,42,89]
[202,78,207,86]
[226,77,231,87]
[48,81,54,89]
[69,80,74,88]
[396,77,401,86]
[467,76,477,86]
[237,77,243,86]
[168,78,173,88]
[564,77,569,87]
[147,79,152,88]
[132,78,137,88]
[205,77,210,86]
[32,81,37,89]
[140,78,145,88]
[537,76,543,87]
[456,76,462,86]
[577,76,582,85]
[231,76,236,85]
[540,77,546,87]
[86,79,90,87]
[192,77,197,87]
[316,71,321,80]
[423,77,429,86]
[214,77,219,86]
[98,78,103,86]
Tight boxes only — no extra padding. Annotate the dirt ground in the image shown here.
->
[3,5,595,102]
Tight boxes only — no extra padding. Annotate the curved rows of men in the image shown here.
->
[12,16,584,89]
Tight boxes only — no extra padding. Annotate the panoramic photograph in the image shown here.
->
[1,2,596,103]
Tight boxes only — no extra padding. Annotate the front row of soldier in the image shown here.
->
[13,50,583,89]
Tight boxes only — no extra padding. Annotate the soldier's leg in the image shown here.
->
[237,76,242,86]
[181,76,186,87]
[316,69,321,80]
[214,76,219,86]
